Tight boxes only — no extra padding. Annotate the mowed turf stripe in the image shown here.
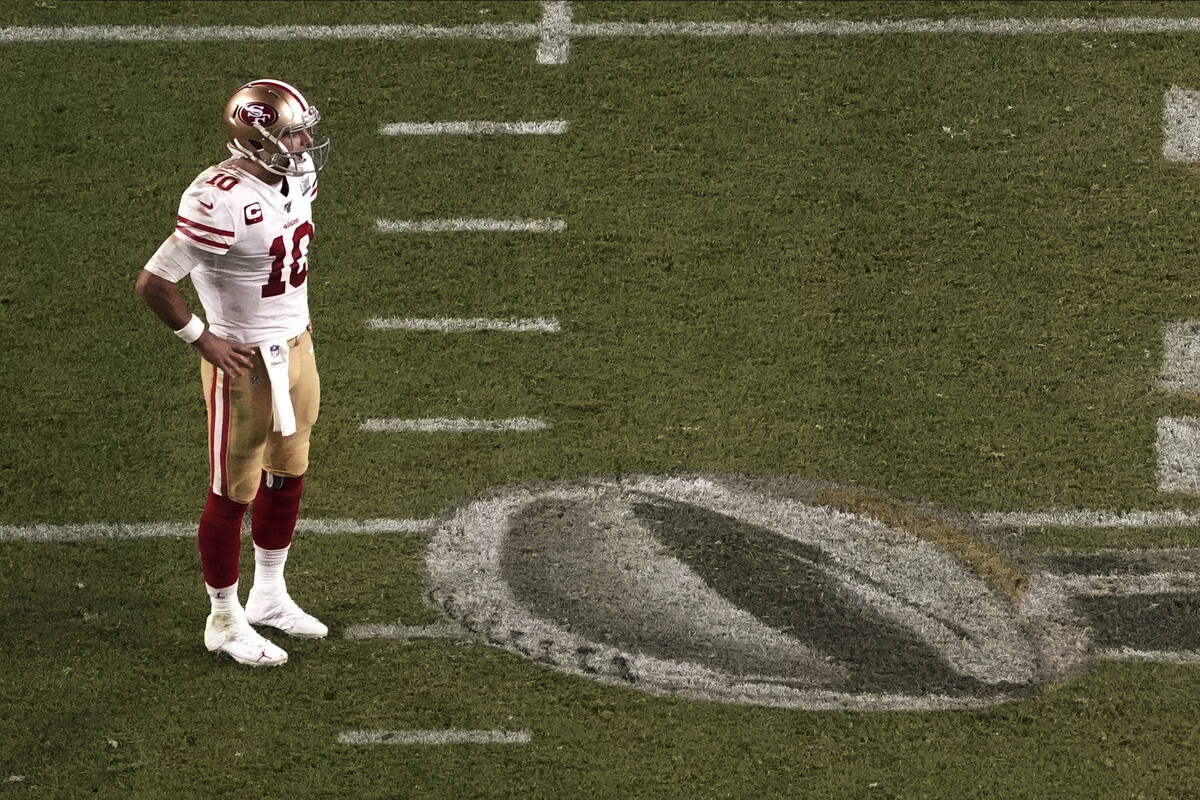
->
[9,18,1200,43]
[0,518,434,542]
[375,218,564,233]
[360,417,551,433]
[366,317,561,333]
[379,120,568,136]
[338,730,531,746]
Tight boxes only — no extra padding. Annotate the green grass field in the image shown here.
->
[7,1,1200,797]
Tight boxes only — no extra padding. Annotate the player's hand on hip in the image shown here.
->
[194,331,256,376]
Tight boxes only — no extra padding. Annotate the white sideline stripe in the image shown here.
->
[537,1,571,64]
[339,729,531,746]
[375,218,564,233]
[361,417,551,433]
[12,18,1200,43]
[0,518,434,543]
[379,120,568,136]
[1097,648,1200,665]
[1158,417,1200,495]
[1056,572,1200,596]
[1158,319,1200,391]
[344,623,467,640]
[366,317,561,333]
[1163,87,1200,163]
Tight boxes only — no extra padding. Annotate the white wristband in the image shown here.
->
[174,314,205,344]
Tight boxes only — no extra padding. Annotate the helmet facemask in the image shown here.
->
[254,107,329,176]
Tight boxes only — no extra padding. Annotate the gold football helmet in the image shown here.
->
[224,79,329,176]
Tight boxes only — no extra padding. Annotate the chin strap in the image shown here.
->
[226,138,294,177]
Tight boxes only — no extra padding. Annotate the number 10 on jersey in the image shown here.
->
[262,222,314,298]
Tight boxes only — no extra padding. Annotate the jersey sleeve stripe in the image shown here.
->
[177,215,234,237]
[175,225,232,250]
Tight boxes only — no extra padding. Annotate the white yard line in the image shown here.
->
[974,509,1200,529]
[11,505,1200,542]
[571,18,1200,37]
[0,23,540,42]
[11,17,1200,44]
[1157,319,1200,391]
[1157,417,1200,495]
[375,218,565,233]
[366,317,561,333]
[295,518,434,535]
[1055,572,1200,596]
[1156,323,1200,495]
[0,518,434,543]
[360,417,551,433]
[1096,648,1200,665]
[338,729,531,746]
[536,1,572,64]
[379,120,568,136]
[1163,88,1200,163]
[344,622,466,640]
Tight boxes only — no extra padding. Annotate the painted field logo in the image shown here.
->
[426,475,1086,711]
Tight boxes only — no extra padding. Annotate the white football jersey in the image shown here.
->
[161,156,318,345]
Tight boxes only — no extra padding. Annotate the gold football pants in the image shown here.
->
[200,330,320,504]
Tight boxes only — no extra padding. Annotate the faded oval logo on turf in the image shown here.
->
[426,475,1084,711]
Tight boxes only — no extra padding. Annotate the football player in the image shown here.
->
[135,79,330,666]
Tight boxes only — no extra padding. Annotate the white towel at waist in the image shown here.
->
[259,339,297,437]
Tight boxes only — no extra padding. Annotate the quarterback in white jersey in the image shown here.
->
[135,78,330,668]
[166,153,318,345]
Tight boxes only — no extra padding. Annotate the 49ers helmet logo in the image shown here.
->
[238,102,277,127]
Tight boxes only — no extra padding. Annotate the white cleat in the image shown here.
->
[204,611,288,667]
[245,588,328,639]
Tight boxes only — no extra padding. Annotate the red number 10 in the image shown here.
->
[261,222,314,298]
[205,173,239,191]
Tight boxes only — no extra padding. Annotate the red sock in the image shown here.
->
[251,472,303,550]
[197,491,247,589]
